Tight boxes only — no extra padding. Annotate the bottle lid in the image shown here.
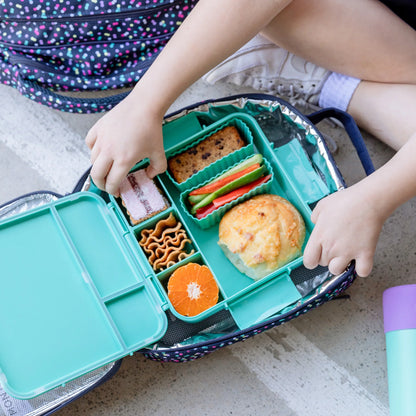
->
[383,284,416,333]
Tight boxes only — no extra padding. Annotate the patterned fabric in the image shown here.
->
[141,271,356,362]
[0,0,198,112]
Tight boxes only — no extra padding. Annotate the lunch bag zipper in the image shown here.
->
[8,54,156,75]
[1,1,181,23]
[1,31,173,50]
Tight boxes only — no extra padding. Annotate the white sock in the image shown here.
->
[319,73,361,111]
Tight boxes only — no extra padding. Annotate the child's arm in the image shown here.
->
[86,0,292,196]
[304,82,416,277]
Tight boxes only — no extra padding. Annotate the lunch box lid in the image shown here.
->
[0,192,168,399]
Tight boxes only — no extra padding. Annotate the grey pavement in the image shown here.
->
[1,77,415,416]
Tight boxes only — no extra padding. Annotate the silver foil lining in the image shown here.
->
[0,364,117,416]
[0,193,59,220]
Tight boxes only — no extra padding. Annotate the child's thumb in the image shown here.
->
[146,152,167,179]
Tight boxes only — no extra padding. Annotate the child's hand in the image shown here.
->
[85,95,166,197]
[303,185,385,277]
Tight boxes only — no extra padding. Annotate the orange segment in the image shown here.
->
[167,263,219,317]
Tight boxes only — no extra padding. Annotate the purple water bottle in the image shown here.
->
[383,284,416,416]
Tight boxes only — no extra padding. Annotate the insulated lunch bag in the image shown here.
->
[0,94,375,414]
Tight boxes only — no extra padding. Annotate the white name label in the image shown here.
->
[0,387,33,416]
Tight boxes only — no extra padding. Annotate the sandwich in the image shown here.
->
[218,194,306,280]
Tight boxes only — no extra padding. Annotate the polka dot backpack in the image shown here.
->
[0,0,198,113]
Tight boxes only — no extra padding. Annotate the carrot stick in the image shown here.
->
[212,174,272,208]
[189,163,260,195]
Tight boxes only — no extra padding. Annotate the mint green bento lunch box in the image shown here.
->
[0,94,373,402]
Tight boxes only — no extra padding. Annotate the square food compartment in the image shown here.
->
[115,166,172,227]
[135,211,197,273]
[166,113,256,191]
[156,254,226,322]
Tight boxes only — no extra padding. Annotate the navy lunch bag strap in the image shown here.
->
[306,107,375,176]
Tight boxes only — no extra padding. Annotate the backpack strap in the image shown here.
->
[306,107,375,176]
[16,76,131,113]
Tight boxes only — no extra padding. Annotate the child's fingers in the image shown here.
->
[302,234,322,270]
[90,144,100,165]
[310,200,323,224]
[146,151,167,179]
[354,255,373,277]
[328,256,349,275]
[104,162,129,197]
[85,126,98,150]
[90,155,113,191]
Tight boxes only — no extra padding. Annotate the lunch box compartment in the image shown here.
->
[105,286,166,349]
[155,253,227,322]
[134,210,197,272]
[115,169,173,228]
[179,154,274,229]
[165,113,255,191]
[54,196,144,298]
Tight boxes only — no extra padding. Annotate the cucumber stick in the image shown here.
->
[205,154,263,185]
[188,193,208,205]
[191,165,266,214]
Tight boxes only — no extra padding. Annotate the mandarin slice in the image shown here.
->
[167,263,219,317]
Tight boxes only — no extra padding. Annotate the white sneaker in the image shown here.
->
[203,34,330,108]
